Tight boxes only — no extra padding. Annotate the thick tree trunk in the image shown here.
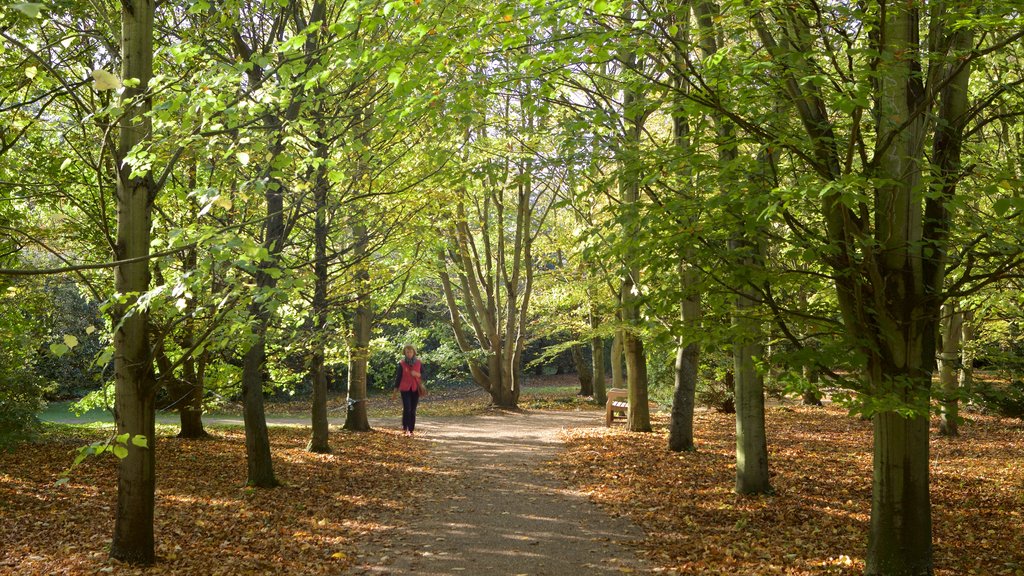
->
[111,372,156,564]
[867,382,933,576]
[938,303,963,437]
[177,250,208,439]
[242,333,277,487]
[572,344,594,396]
[591,339,606,405]
[667,13,699,451]
[109,0,157,565]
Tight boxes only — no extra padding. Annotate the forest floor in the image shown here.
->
[554,405,1024,576]
[5,380,1023,575]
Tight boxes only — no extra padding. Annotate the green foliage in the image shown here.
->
[0,282,51,448]
[972,379,1024,420]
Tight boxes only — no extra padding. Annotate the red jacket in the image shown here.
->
[395,359,422,392]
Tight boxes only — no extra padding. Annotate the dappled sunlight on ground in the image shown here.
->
[554,406,1024,576]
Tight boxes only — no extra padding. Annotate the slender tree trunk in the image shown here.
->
[344,222,372,431]
[733,286,771,494]
[801,365,822,406]
[959,310,975,395]
[670,264,701,452]
[308,149,331,451]
[110,0,157,565]
[177,249,208,439]
[610,327,625,389]
[572,344,594,396]
[619,1,650,432]
[590,308,607,405]
[731,162,772,495]
[667,8,699,452]
[177,357,208,438]
[939,303,963,436]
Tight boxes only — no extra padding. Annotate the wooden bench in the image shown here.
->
[605,388,630,426]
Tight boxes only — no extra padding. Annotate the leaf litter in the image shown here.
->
[553,405,1024,576]
[0,426,430,575]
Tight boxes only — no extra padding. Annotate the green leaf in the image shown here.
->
[11,3,44,18]
[115,433,130,444]
[49,343,70,357]
[131,435,148,448]
[63,334,79,348]
[112,444,129,459]
[387,63,405,87]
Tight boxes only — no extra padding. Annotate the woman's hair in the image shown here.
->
[402,344,417,356]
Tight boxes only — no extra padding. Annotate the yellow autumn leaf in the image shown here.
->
[92,69,122,91]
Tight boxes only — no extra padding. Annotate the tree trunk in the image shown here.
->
[667,10,699,452]
[670,263,701,452]
[733,289,771,495]
[619,1,650,433]
[177,356,208,439]
[938,303,963,436]
[801,365,822,406]
[610,328,625,389]
[959,310,975,395]
[109,0,157,565]
[572,344,594,396]
[623,329,651,432]
[867,389,932,576]
[308,151,331,451]
[669,340,699,452]
[590,309,606,405]
[242,333,277,487]
[343,223,372,432]
[177,250,208,439]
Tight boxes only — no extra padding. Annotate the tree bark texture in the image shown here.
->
[733,288,771,495]
[571,344,594,396]
[110,0,157,565]
[610,328,625,390]
[308,146,332,451]
[667,10,700,452]
[619,1,651,432]
[343,222,372,432]
[938,303,963,437]
[590,308,607,405]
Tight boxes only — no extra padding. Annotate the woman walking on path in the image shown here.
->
[392,345,423,436]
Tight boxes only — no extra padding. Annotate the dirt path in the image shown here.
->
[344,410,654,576]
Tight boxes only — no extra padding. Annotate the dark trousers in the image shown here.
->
[401,390,419,432]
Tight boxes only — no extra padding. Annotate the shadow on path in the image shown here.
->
[345,410,653,576]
